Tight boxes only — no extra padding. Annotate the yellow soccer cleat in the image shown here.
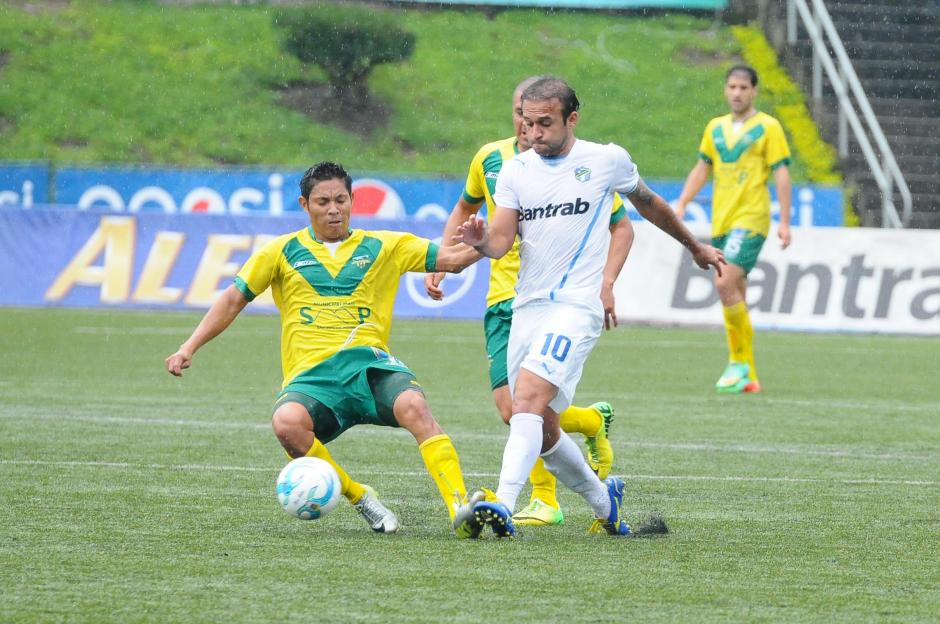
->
[512,498,565,527]
[585,402,615,479]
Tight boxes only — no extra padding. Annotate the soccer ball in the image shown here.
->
[275,457,342,521]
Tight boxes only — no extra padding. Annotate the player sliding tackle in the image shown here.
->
[166,161,484,538]
[453,77,726,538]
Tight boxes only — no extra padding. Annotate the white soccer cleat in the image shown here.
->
[354,486,400,534]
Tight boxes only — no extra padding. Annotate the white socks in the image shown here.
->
[541,434,611,519]
[494,413,544,511]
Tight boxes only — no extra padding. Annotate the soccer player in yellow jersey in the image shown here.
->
[676,65,793,394]
[425,77,635,527]
[165,161,485,538]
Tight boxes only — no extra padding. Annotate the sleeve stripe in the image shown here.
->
[698,151,713,165]
[425,242,440,272]
[770,157,791,170]
[462,190,484,204]
[609,205,627,225]
[233,276,256,302]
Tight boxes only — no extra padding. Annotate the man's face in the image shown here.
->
[512,89,531,151]
[725,73,756,115]
[299,178,351,242]
[522,97,577,158]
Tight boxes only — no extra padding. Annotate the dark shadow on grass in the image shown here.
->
[274,80,393,137]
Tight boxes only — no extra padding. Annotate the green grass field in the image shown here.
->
[1,308,938,622]
[0,1,812,180]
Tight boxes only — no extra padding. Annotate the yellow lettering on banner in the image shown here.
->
[251,234,277,307]
[185,234,252,306]
[45,216,135,303]
[133,231,185,304]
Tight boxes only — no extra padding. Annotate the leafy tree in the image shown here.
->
[276,7,415,103]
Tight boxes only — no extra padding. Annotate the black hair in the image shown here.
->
[521,77,581,121]
[299,161,352,199]
[726,65,758,87]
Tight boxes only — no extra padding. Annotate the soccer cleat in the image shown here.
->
[512,498,565,527]
[715,362,751,394]
[453,491,487,539]
[354,486,400,534]
[473,501,516,538]
[585,401,615,479]
[588,476,631,536]
[743,380,762,393]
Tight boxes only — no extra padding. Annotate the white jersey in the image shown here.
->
[493,139,639,311]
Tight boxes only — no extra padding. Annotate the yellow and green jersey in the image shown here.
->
[463,136,628,307]
[698,111,791,238]
[234,227,437,387]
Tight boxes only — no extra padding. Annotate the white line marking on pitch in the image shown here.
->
[0,459,935,487]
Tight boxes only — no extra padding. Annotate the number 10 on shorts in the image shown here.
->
[540,333,572,362]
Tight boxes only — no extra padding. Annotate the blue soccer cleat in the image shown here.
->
[588,476,632,536]
[473,500,516,538]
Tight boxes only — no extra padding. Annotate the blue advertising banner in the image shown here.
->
[51,165,843,227]
[0,162,50,208]
[0,208,489,319]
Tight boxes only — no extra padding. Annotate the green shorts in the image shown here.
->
[712,229,766,275]
[483,299,513,390]
[275,346,424,443]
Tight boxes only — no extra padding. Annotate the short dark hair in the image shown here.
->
[521,77,581,121]
[299,161,352,199]
[726,65,758,87]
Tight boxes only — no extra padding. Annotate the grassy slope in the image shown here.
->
[1,308,937,622]
[0,1,807,179]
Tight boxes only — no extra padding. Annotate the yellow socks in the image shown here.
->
[305,439,366,504]
[723,301,757,382]
[559,404,602,437]
[418,434,468,520]
[528,458,559,508]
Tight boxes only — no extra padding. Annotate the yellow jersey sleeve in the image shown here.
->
[462,145,489,204]
[234,235,287,301]
[764,117,792,170]
[388,231,437,274]
[698,119,719,165]
[610,193,627,225]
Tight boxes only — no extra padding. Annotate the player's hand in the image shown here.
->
[674,202,687,220]
[424,272,446,301]
[692,243,726,277]
[454,215,487,248]
[778,222,792,250]
[601,282,618,330]
[165,349,193,377]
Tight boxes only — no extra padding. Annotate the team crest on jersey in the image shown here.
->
[574,167,592,182]
[293,259,317,269]
[351,254,373,269]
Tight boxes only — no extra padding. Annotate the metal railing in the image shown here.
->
[787,0,912,227]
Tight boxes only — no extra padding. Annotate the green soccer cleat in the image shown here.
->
[512,498,565,527]
[453,491,487,539]
[715,362,751,394]
[585,402,615,479]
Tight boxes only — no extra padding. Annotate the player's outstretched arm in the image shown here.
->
[434,242,483,274]
[774,165,793,249]
[601,216,635,330]
[627,178,726,276]
[165,284,249,377]
[675,159,711,219]
[454,206,518,259]
[425,197,483,300]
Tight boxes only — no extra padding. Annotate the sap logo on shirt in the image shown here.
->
[518,197,590,222]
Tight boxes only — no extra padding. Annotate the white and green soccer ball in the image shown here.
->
[276,457,342,521]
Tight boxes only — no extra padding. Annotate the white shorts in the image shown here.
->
[507,300,604,414]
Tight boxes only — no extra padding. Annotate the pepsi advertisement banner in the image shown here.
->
[0,162,49,208]
[50,165,842,227]
[0,208,489,320]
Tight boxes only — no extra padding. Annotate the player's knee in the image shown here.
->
[393,390,442,438]
[271,403,311,441]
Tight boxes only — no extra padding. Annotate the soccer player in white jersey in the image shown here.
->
[453,77,726,538]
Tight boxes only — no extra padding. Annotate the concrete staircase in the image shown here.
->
[756,0,940,228]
